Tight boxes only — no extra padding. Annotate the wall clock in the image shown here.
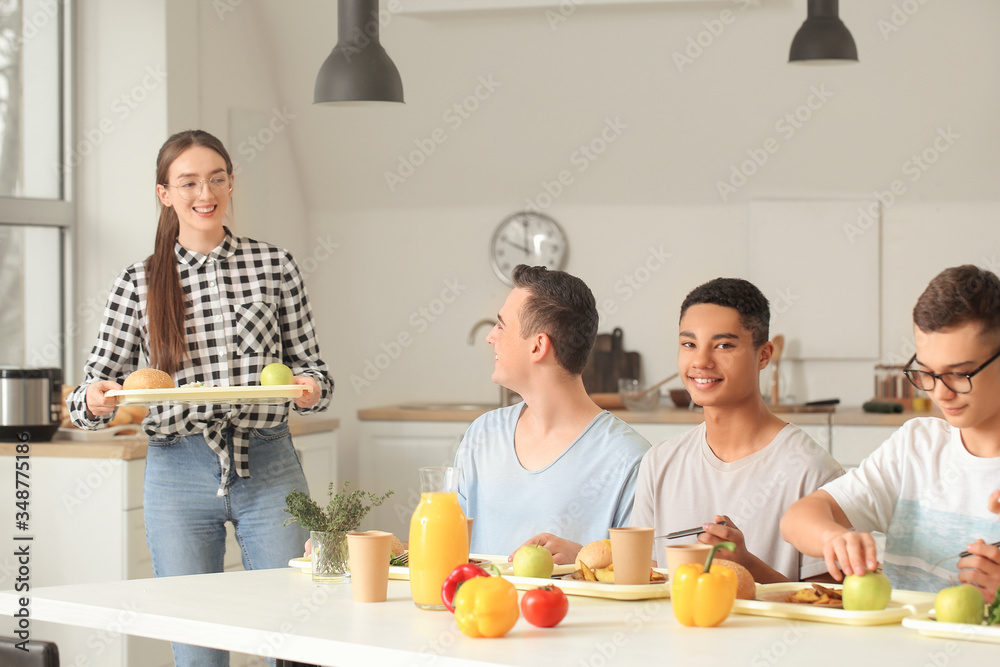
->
[489,211,568,285]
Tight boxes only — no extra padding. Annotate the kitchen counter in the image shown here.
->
[0,415,339,459]
[358,403,933,427]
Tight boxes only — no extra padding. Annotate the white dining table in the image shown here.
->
[0,568,994,667]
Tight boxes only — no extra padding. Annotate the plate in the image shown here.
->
[106,385,308,406]
[902,613,1000,645]
[288,556,312,573]
[733,583,935,626]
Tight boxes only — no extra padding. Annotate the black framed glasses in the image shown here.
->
[903,348,1000,394]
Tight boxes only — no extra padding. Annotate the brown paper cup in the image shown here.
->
[347,531,393,603]
[664,543,712,583]
[609,527,654,585]
[466,517,474,544]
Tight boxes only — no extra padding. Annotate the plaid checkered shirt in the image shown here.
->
[67,229,333,495]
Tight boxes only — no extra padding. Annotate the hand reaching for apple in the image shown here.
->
[821,528,880,581]
[957,538,1000,604]
[516,533,581,565]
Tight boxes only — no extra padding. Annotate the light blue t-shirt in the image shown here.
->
[455,404,651,555]
[822,417,1000,593]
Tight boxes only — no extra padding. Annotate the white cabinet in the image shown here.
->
[830,425,898,468]
[359,421,472,540]
[625,423,695,446]
[0,425,338,667]
[625,421,831,454]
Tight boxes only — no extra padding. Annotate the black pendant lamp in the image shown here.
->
[314,0,404,104]
[789,0,858,64]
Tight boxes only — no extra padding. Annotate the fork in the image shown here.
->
[391,551,409,565]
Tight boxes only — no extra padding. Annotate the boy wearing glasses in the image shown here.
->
[782,265,1000,601]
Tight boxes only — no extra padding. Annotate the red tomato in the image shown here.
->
[520,585,569,628]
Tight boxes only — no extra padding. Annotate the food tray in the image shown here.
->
[733,582,935,626]
[386,555,574,581]
[54,425,145,441]
[106,385,307,406]
[902,613,1000,645]
[506,569,670,601]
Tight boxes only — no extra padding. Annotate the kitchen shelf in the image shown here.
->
[398,0,758,13]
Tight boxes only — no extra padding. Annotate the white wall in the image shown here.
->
[82,0,1000,483]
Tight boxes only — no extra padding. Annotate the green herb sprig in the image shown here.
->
[987,586,1000,625]
[284,481,393,534]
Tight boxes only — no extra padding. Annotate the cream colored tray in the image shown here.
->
[902,612,1000,644]
[507,568,670,601]
[54,425,145,441]
[386,555,575,582]
[106,385,307,406]
[733,583,935,626]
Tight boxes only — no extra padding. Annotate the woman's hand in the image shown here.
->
[698,515,750,566]
[514,533,581,565]
[293,375,321,409]
[988,489,1000,516]
[957,538,1000,603]
[86,380,122,417]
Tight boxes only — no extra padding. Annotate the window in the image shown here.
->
[0,0,70,370]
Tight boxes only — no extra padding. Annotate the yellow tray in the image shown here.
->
[733,582,935,626]
[106,385,308,406]
[387,555,575,582]
[902,612,1000,644]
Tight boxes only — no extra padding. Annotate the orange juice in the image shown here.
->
[408,491,469,609]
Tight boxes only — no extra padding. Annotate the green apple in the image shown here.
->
[842,570,892,611]
[260,362,294,386]
[935,584,985,625]
[512,544,554,579]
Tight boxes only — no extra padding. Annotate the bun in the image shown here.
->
[712,559,756,600]
[123,369,174,390]
[575,539,613,571]
[389,534,405,557]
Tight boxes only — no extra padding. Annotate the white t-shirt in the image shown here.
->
[455,404,651,556]
[822,417,1000,593]
[630,422,844,580]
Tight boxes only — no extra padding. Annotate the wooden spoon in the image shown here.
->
[770,335,785,407]
[638,372,679,398]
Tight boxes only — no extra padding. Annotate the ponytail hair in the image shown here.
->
[146,130,233,376]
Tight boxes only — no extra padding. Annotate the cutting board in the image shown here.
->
[582,328,641,394]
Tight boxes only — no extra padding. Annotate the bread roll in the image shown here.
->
[712,558,756,600]
[575,539,613,571]
[123,369,174,390]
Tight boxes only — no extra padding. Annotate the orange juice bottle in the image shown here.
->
[408,467,469,610]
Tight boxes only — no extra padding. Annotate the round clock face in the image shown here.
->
[489,211,568,285]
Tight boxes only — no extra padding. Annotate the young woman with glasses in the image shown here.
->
[66,130,333,667]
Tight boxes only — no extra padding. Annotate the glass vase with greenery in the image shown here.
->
[285,481,393,582]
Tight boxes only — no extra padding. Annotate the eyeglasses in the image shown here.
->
[163,174,232,202]
[903,348,1000,394]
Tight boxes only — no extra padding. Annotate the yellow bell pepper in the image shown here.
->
[671,541,739,627]
[453,575,520,638]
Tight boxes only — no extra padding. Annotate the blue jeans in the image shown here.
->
[144,423,310,667]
